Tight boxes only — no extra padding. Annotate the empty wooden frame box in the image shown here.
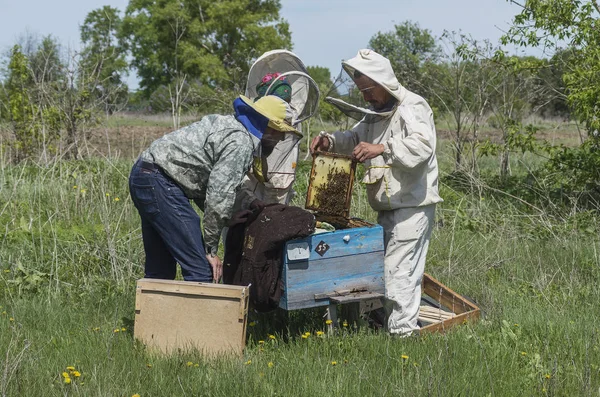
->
[134,279,249,355]
[418,273,481,334]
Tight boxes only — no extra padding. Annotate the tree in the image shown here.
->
[80,6,129,114]
[120,0,292,95]
[369,21,441,96]
[503,0,600,194]
[307,66,342,124]
[420,32,487,170]
[2,44,61,162]
[28,36,64,87]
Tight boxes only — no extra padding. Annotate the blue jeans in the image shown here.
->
[129,159,213,282]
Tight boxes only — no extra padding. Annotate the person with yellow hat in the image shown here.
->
[129,94,298,283]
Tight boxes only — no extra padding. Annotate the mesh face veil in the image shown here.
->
[245,50,320,190]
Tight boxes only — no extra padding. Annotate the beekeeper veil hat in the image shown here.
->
[326,49,407,120]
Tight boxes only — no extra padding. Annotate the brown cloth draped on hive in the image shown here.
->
[223,204,315,312]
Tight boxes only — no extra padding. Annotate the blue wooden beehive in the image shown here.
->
[280,152,385,311]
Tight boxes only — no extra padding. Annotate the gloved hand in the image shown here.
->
[229,209,253,227]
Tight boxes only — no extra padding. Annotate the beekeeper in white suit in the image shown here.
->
[311,49,442,335]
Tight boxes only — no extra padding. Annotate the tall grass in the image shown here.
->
[0,118,599,395]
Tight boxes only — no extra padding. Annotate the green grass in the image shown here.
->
[1,117,599,395]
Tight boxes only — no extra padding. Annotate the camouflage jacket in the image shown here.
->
[141,114,259,254]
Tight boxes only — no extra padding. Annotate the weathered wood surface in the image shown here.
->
[134,279,249,355]
[286,224,384,261]
[330,292,384,304]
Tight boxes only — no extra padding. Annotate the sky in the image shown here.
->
[0,0,525,90]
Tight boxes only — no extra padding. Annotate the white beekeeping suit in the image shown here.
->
[324,49,443,335]
[234,50,320,211]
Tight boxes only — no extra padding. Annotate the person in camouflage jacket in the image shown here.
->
[129,95,299,283]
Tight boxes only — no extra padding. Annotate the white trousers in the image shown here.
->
[377,204,436,335]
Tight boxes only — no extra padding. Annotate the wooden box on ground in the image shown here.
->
[134,279,249,355]
[418,273,480,334]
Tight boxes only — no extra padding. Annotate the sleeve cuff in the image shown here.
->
[381,140,393,165]
[205,245,218,256]
[326,134,335,151]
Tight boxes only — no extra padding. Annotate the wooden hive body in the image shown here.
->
[281,152,385,310]
[134,279,249,355]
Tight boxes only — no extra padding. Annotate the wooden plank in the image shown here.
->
[330,292,384,304]
[419,309,480,335]
[134,279,249,355]
[422,273,477,315]
[314,286,369,300]
[286,225,384,262]
[327,304,337,334]
[137,278,247,300]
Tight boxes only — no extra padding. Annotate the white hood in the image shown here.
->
[326,49,407,119]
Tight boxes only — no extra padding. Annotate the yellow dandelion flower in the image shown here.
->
[73,185,77,189]
[132,394,141,397]
[249,321,256,327]
[146,364,153,368]
[325,319,333,325]
[259,348,264,352]
[514,323,519,327]
[105,193,110,197]
[316,331,324,336]
[121,327,126,331]
[113,328,120,333]
[303,332,311,337]
[342,321,348,327]
[66,366,75,371]
[521,352,527,356]
[92,327,100,332]
[301,334,308,339]
[267,362,274,368]
[1,311,6,315]
[114,197,120,202]
[9,317,14,322]
[258,340,264,344]
[401,355,409,360]
[245,360,252,365]
[80,189,87,194]
[72,371,81,378]
[194,363,199,367]
[64,377,71,385]
[3,269,9,273]
[544,374,551,379]
[268,334,276,340]
[62,372,70,379]
[186,361,193,367]
[331,361,337,366]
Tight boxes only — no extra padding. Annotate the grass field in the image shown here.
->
[0,114,599,396]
